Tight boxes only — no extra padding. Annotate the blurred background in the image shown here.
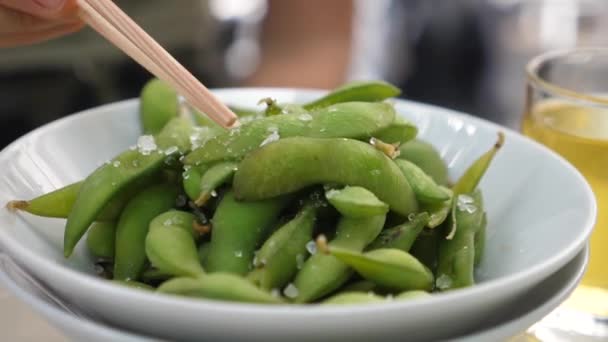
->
[1,0,608,148]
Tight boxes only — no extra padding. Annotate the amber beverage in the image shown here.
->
[523,49,608,326]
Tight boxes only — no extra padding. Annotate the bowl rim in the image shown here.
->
[0,87,597,315]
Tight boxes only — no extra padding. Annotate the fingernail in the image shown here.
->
[35,0,66,10]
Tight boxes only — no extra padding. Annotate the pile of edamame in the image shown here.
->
[8,79,503,305]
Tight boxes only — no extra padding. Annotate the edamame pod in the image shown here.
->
[233,137,418,216]
[341,280,377,293]
[398,139,449,186]
[325,186,389,218]
[257,98,310,117]
[257,97,282,116]
[322,290,430,305]
[302,81,401,111]
[114,183,180,281]
[410,228,439,273]
[184,102,396,165]
[452,132,504,196]
[86,221,116,261]
[145,210,204,278]
[64,117,193,257]
[324,246,434,292]
[395,290,431,301]
[157,274,283,304]
[293,214,386,303]
[474,212,487,267]
[436,190,484,290]
[182,166,204,201]
[198,242,211,265]
[229,106,259,117]
[141,268,172,282]
[113,280,154,291]
[205,191,288,275]
[248,202,317,290]
[194,161,238,206]
[7,182,82,219]
[7,177,155,220]
[423,186,453,228]
[443,134,501,240]
[372,118,418,145]
[140,78,179,135]
[395,159,449,204]
[321,292,385,305]
[368,212,430,251]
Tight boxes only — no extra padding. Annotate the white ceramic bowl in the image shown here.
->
[0,246,588,342]
[455,245,588,341]
[0,89,596,341]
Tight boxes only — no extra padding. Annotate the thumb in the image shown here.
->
[0,0,77,19]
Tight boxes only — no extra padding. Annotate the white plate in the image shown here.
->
[0,89,597,341]
[454,245,588,341]
[0,256,159,342]
[0,246,588,342]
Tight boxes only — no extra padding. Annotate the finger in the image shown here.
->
[0,20,84,47]
[0,0,78,19]
[0,6,80,34]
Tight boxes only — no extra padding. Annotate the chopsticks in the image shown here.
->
[76,0,239,128]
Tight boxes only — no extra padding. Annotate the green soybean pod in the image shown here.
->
[321,292,386,305]
[145,210,204,278]
[140,78,179,135]
[182,166,204,202]
[325,186,389,218]
[410,228,439,273]
[372,117,418,145]
[113,280,155,291]
[113,183,179,281]
[248,202,317,290]
[184,102,396,165]
[341,280,378,293]
[474,212,487,267]
[303,80,401,111]
[395,159,449,204]
[229,106,259,117]
[436,190,484,290]
[258,97,284,116]
[233,137,418,216]
[86,221,116,261]
[7,182,82,219]
[141,268,172,283]
[423,186,453,228]
[7,176,157,221]
[204,191,288,275]
[452,132,504,196]
[157,274,283,304]
[398,139,449,186]
[367,212,430,252]
[198,242,211,265]
[395,290,431,301]
[293,214,386,303]
[194,161,238,206]
[441,133,500,243]
[63,117,193,257]
[326,247,434,292]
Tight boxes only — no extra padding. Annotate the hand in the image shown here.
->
[0,0,83,48]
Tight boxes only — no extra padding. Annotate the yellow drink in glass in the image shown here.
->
[523,101,608,315]
[522,49,608,326]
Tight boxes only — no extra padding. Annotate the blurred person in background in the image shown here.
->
[1,0,607,147]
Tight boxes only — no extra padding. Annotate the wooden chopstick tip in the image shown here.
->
[228,117,241,128]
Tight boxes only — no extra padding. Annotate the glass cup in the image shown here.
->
[521,47,608,339]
